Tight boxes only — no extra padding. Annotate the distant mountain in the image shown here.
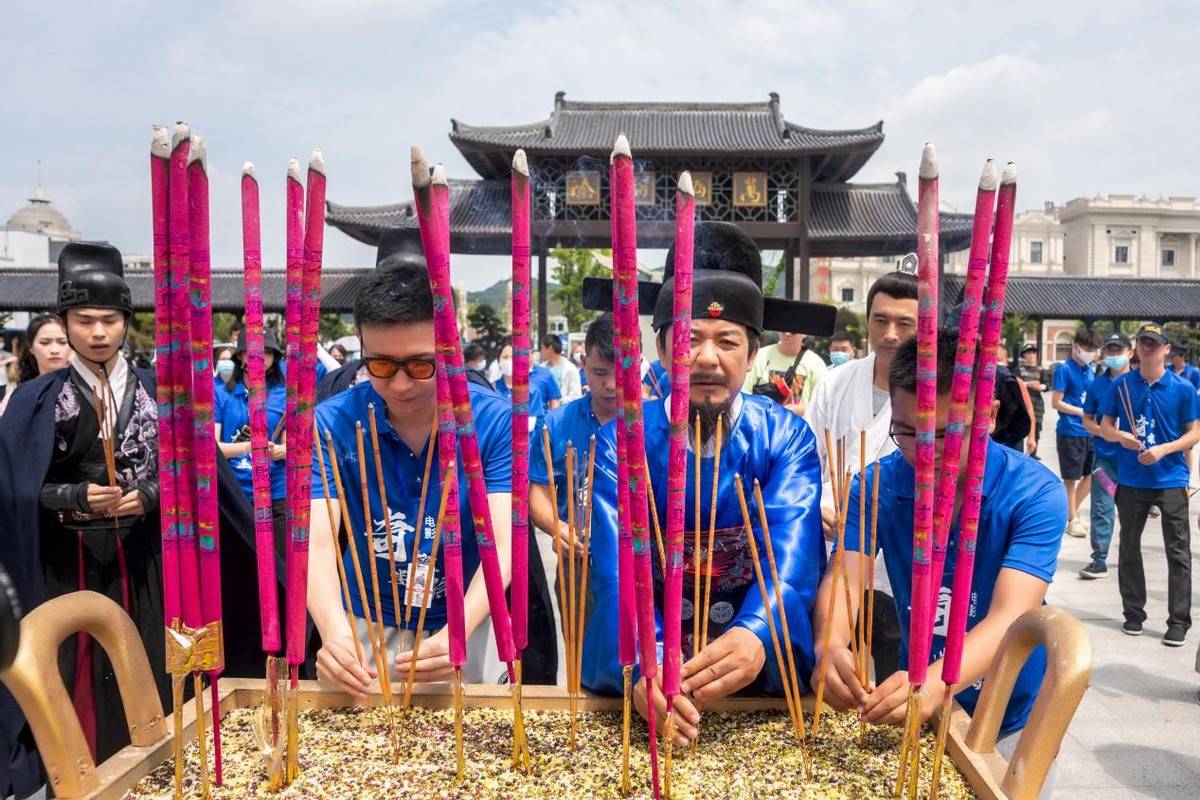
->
[467,279,564,317]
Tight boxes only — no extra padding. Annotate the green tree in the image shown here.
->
[807,308,866,357]
[1164,322,1200,359]
[550,248,611,331]
[468,304,509,357]
[1001,313,1037,362]
[320,312,352,345]
[762,256,787,299]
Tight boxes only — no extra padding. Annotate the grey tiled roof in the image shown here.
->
[0,269,369,313]
[325,177,974,256]
[449,92,884,181]
[942,274,1200,321]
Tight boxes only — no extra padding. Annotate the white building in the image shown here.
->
[1,183,82,329]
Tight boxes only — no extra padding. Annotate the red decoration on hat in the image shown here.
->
[707,301,723,318]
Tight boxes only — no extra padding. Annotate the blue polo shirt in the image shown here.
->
[1053,358,1095,437]
[214,379,288,501]
[494,376,549,422]
[312,380,512,629]
[532,364,561,406]
[1083,370,1125,463]
[1171,363,1200,390]
[1098,369,1200,490]
[529,395,610,520]
[642,360,669,399]
[839,445,1066,735]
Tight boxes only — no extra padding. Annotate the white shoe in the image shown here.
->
[1065,518,1087,538]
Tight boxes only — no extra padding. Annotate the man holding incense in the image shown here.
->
[815,330,1066,739]
[1099,323,1200,646]
[307,262,515,692]
[579,222,833,745]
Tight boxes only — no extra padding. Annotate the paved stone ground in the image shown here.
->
[536,404,1200,797]
[1038,406,1200,799]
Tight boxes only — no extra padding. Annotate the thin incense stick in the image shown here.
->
[368,403,404,708]
[856,432,868,690]
[700,415,724,650]
[566,444,579,748]
[753,479,812,775]
[643,461,667,573]
[576,435,596,707]
[541,427,571,706]
[692,416,702,657]
[733,476,800,737]
[403,469,454,708]
[404,413,438,626]
[313,425,363,664]
[355,423,396,710]
[811,428,848,734]
[865,457,881,684]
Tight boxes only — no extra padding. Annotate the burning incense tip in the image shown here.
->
[308,148,326,175]
[677,171,694,197]
[187,135,207,168]
[919,143,938,179]
[287,158,302,182]
[979,159,997,191]
[431,164,448,186]
[171,122,190,150]
[512,149,529,176]
[151,125,170,157]
[611,134,631,162]
[242,162,257,180]
[410,145,430,189]
[1001,162,1018,184]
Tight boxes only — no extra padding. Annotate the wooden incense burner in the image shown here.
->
[2,594,1089,800]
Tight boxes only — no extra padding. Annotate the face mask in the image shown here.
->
[216,359,235,378]
[1077,348,1097,363]
[829,351,852,367]
[499,359,513,378]
[1104,355,1128,371]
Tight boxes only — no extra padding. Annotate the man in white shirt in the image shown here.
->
[540,333,582,402]
[804,268,918,680]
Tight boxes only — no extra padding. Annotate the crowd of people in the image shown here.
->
[0,225,1197,798]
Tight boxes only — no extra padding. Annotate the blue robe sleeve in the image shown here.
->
[731,414,826,692]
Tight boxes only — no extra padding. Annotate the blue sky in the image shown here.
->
[2,0,1196,290]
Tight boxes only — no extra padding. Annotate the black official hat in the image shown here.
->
[56,241,133,316]
[581,221,835,336]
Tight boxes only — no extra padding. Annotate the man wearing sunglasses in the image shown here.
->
[816,329,1066,753]
[307,262,514,693]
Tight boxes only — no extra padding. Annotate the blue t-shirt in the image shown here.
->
[840,445,1066,735]
[532,364,561,406]
[642,360,669,399]
[1098,369,1200,490]
[1052,358,1095,437]
[529,396,609,520]
[1171,363,1200,390]
[213,379,288,501]
[312,381,513,629]
[1083,371,1124,462]
[494,376,549,421]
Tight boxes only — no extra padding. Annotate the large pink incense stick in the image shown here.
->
[241,162,280,652]
[611,134,660,797]
[661,172,694,703]
[944,164,1017,684]
[610,159,637,672]
[186,137,224,655]
[286,151,326,671]
[412,148,516,672]
[907,143,939,688]
[168,123,202,630]
[927,161,997,621]
[151,125,181,628]
[282,158,305,668]
[509,149,531,657]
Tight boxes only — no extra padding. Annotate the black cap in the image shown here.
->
[56,241,133,315]
[582,221,835,336]
[236,327,282,356]
[1020,344,1038,355]
[1102,333,1131,350]
[1134,323,1168,345]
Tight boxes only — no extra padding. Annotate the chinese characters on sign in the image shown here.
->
[635,172,656,206]
[565,171,600,205]
[691,172,712,206]
[733,172,767,207]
